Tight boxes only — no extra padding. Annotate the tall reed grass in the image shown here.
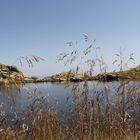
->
[0,35,139,140]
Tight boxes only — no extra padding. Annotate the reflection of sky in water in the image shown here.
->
[0,81,140,118]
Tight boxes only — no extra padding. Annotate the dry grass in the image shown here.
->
[0,80,139,140]
[0,34,140,140]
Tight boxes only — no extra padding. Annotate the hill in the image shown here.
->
[42,72,89,82]
[0,64,35,84]
[97,65,140,81]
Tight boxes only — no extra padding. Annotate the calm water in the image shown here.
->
[0,81,140,118]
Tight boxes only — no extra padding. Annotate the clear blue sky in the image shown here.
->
[0,0,140,77]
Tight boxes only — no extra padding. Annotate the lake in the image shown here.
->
[0,81,140,126]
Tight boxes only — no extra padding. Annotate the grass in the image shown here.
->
[0,35,140,140]
[0,80,139,140]
[115,70,140,80]
[104,69,140,80]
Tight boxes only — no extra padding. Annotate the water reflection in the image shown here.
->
[0,81,139,119]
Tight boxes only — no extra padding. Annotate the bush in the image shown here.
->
[7,65,20,73]
[31,76,38,80]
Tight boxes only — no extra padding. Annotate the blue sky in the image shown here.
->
[0,0,140,77]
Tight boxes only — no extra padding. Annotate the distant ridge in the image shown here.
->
[97,65,140,81]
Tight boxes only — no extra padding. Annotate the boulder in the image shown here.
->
[0,64,25,84]
[43,72,85,82]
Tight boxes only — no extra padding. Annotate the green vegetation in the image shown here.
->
[97,66,140,81]
[114,68,140,80]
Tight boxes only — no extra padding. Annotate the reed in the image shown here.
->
[0,34,139,140]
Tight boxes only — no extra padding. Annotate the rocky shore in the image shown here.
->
[42,72,88,82]
[0,64,91,84]
[96,65,140,81]
[1,63,140,84]
[0,64,34,84]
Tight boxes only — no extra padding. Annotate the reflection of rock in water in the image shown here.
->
[0,81,139,139]
[0,83,26,126]
[0,83,24,94]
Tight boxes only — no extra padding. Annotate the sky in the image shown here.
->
[0,0,140,77]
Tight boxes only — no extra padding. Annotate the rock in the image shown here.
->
[24,77,34,82]
[0,64,25,84]
[43,72,85,82]
[0,64,9,71]
[0,64,40,84]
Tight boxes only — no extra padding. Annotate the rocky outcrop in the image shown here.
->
[0,64,25,84]
[42,72,86,82]
[0,64,41,84]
